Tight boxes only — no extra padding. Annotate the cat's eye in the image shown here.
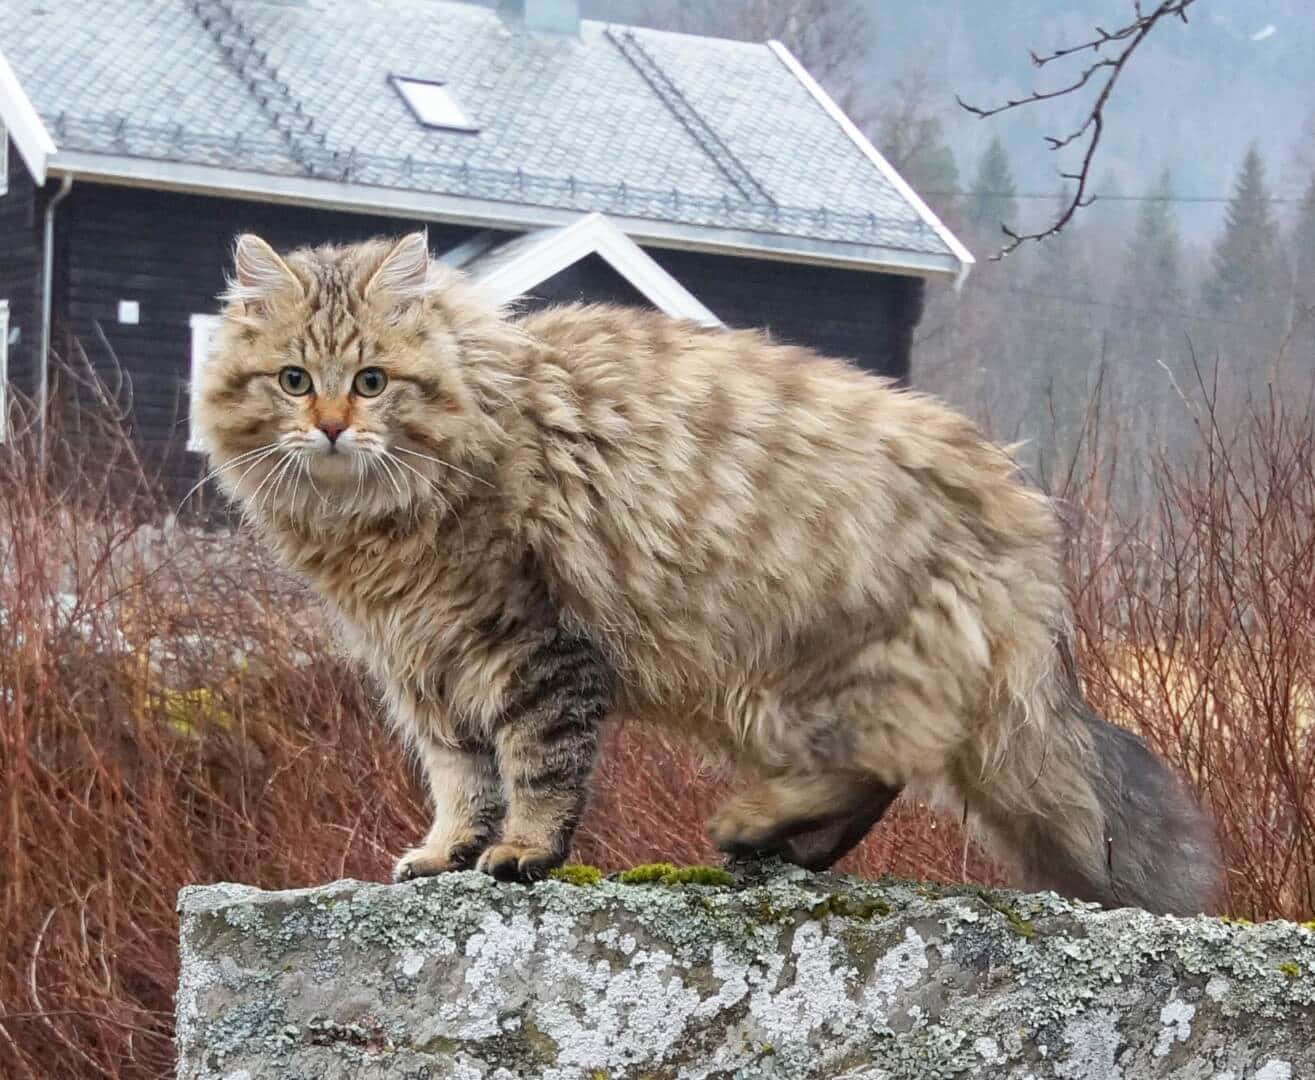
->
[278,366,313,396]
[353,367,388,398]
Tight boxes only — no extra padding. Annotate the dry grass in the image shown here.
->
[0,359,1311,1077]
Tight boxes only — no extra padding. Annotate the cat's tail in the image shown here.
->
[949,639,1221,916]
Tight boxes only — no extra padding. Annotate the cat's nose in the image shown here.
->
[318,419,347,445]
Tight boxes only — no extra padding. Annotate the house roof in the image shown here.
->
[0,0,973,280]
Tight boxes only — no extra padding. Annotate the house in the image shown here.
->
[0,0,972,502]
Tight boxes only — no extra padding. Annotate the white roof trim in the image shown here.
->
[767,39,976,290]
[0,49,57,184]
[44,150,963,278]
[464,213,722,327]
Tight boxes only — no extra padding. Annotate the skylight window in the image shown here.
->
[390,76,479,133]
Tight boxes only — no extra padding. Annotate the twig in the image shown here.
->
[958,0,1199,258]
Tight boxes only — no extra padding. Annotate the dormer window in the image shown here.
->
[389,76,479,133]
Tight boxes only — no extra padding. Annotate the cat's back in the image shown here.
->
[506,303,1063,703]
[512,302,899,448]
[515,302,869,390]
[513,303,1014,494]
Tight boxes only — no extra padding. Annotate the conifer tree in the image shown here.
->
[1123,167,1185,317]
[1291,174,1315,312]
[968,136,1018,236]
[1203,144,1287,329]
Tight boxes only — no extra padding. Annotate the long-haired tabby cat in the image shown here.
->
[194,231,1220,915]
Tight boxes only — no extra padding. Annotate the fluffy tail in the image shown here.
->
[954,642,1221,916]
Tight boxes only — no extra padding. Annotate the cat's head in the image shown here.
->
[194,231,517,523]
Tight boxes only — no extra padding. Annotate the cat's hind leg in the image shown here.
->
[777,782,902,870]
[708,771,898,868]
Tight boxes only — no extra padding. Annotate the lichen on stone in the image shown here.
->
[175,868,1315,1080]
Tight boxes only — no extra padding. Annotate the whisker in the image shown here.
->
[247,452,294,520]
[301,454,327,503]
[371,454,408,517]
[374,451,407,504]
[276,452,305,513]
[233,446,287,501]
[392,445,491,487]
[176,443,280,511]
[265,454,302,517]
[385,451,465,547]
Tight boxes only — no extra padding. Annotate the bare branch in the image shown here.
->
[958,0,1200,259]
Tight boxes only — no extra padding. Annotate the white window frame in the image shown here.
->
[0,119,8,196]
[389,75,479,133]
[188,313,222,452]
[0,301,9,443]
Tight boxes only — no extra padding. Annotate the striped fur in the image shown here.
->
[194,232,1221,910]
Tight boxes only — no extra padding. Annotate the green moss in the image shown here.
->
[1220,915,1254,927]
[589,1071,609,1080]
[808,893,892,921]
[549,864,603,887]
[1278,961,1301,977]
[616,863,734,887]
[1301,921,1315,933]
[973,889,1035,939]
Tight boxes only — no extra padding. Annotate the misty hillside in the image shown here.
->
[872,0,1312,217]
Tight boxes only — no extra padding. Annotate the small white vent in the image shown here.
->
[389,76,479,133]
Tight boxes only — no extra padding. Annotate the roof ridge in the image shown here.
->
[605,26,774,208]
[188,0,331,177]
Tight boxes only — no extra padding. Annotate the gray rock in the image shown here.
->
[175,866,1315,1079]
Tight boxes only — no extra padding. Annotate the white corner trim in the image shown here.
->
[767,39,975,290]
[471,213,723,326]
[0,299,9,444]
[0,48,56,184]
[187,313,222,453]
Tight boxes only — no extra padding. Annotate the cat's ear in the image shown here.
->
[364,231,431,303]
[228,234,303,318]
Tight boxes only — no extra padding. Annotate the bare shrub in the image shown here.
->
[3,350,1313,1078]
[1067,372,1315,920]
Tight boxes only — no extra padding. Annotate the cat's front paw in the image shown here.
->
[391,840,484,883]
[475,842,563,883]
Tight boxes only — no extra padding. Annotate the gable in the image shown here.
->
[451,214,723,326]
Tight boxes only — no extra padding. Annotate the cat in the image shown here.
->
[193,230,1221,915]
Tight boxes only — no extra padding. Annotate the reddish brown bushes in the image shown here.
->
[1065,384,1315,919]
[1,367,1313,1078]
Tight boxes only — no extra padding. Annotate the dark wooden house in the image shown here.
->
[0,0,972,501]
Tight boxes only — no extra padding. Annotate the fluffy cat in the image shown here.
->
[194,231,1220,915]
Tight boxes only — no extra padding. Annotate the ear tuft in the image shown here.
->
[364,231,432,302]
[226,234,303,317]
